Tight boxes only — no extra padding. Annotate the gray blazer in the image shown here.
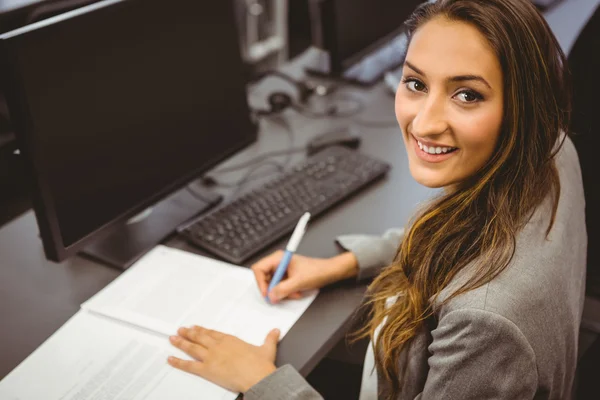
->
[245,137,587,400]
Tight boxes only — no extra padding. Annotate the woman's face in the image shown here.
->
[395,17,504,188]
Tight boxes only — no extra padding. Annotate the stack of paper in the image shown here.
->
[0,245,317,400]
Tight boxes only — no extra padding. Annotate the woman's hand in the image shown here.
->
[168,326,279,393]
[251,250,359,304]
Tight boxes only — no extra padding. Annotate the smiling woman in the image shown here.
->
[167,1,587,399]
[396,17,504,188]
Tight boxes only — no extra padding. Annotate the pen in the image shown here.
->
[266,211,311,303]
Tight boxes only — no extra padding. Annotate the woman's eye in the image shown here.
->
[403,78,426,93]
[455,90,483,103]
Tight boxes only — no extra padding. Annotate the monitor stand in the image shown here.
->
[80,186,223,270]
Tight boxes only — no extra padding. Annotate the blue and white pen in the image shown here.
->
[266,212,311,303]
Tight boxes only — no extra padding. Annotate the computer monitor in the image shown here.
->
[306,0,424,85]
[0,0,258,268]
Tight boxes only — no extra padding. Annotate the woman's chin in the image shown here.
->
[416,179,447,189]
[410,169,452,189]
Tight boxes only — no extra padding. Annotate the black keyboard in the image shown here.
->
[179,146,391,264]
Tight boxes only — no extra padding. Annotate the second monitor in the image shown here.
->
[306,0,425,85]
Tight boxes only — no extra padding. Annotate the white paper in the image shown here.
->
[1,246,318,399]
[0,311,236,400]
[82,245,318,346]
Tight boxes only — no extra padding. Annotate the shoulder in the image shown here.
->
[422,307,538,399]
[436,134,586,327]
[424,134,585,397]
[431,307,535,359]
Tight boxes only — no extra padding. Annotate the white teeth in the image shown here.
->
[417,140,456,155]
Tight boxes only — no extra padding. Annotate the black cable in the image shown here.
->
[285,89,397,127]
[268,115,297,170]
[291,92,366,119]
[208,146,305,175]
[229,115,296,196]
[352,118,399,128]
[203,115,298,194]
[229,160,285,199]
[207,160,285,189]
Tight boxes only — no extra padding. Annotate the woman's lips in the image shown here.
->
[412,135,459,163]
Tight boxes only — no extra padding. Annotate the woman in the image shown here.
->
[167,0,587,398]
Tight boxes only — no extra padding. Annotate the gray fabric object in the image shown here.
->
[336,227,405,281]
[244,137,587,400]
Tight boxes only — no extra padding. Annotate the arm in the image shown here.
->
[243,228,406,399]
[415,308,538,399]
[244,365,324,400]
[336,227,405,281]
[243,228,405,399]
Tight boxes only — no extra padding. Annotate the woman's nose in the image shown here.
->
[411,96,449,137]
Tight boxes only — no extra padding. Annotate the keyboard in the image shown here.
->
[179,146,391,264]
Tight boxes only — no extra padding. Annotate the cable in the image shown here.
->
[208,146,305,175]
[284,88,397,128]
[229,160,285,199]
[230,115,296,195]
[292,92,366,119]
[205,115,300,177]
[352,118,399,128]
[202,114,298,194]
[268,115,297,170]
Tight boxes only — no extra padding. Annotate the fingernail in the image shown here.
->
[274,328,280,335]
[169,336,178,342]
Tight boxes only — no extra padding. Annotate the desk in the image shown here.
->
[0,49,436,380]
[2,0,594,381]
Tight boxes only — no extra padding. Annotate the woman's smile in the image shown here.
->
[411,134,459,163]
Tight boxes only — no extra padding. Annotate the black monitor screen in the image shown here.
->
[333,0,423,65]
[1,0,256,250]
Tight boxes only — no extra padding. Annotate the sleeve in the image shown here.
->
[335,227,405,282]
[415,308,538,400]
[244,364,324,400]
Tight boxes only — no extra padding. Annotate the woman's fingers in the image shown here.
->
[167,356,205,376]
[251,266,269,297]
[194,326,226,341]
[251,250,284,296]
[269,277,305,303]
[169,335,208,361]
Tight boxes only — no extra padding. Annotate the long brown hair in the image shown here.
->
[353,0,571,398]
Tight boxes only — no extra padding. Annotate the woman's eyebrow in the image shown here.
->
[404,60,492,89]
[449,75,491,89]
[404,61,425,76]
